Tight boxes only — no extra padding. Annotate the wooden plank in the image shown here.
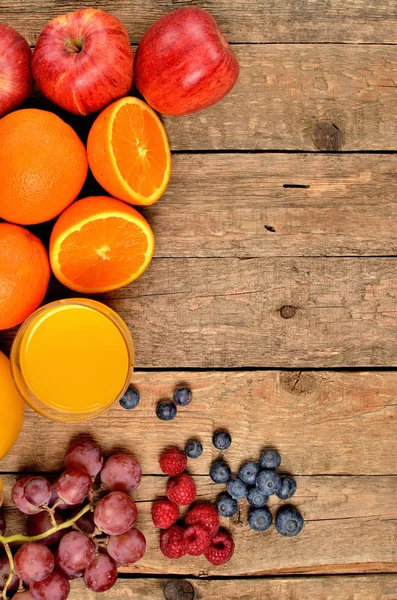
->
[8,44,397,151]
[140,153,397,258]
[1,371,396,475]
[1,473,397,576]
[1,258,397,367]
[160,45,397,151]
[47,575,397,599]
[2,0,397,45]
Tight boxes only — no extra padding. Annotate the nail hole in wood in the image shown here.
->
[283,184,310,189]
[164,579,195,600]
[280,305,297,319]
[264,225,276,232]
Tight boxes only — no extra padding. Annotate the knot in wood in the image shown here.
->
[164,579,195,600]
[279,371,317,396]
[280,305,297,319]
[313,121,343,151]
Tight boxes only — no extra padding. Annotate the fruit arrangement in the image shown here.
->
[0,441,144,599]
[210,441,304,536]
[0,7,239,330]
[153,448,235,566]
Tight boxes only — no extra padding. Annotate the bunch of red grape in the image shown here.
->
[0,441,145,599]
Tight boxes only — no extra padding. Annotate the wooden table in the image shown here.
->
[1,1,397,598]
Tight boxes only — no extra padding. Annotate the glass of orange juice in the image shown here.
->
[11,299,133,422]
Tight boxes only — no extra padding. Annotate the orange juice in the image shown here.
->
[11,299,133,422]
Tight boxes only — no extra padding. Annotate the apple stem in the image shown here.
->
[65,38,84,53]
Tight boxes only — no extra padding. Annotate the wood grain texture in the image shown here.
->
[140,153,397,258]
[111,257,397,368]
[1,258,396,367]
[2,0,397,44]
[7,44,397,151]
[1,371,396,475]
[47,576,397,599]
[160,45,397,151]
[1,473,397,576]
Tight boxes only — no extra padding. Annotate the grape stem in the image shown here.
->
[0,503,92,546]
[0,504,93,599]
[2,543,14,600]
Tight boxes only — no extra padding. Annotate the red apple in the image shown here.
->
[32,9,134,116]
[134,7,239,116]
[0,23,33,117]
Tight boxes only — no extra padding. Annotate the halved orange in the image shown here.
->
[87,97,171,206]
[50,196,155,293]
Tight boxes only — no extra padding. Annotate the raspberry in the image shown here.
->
[204,531,235,566]
[160,525,186,559]
[183,524,211,556]
[185,503,219,538]
[166,473,196,506]
[159,449,187,476]
[152,500,179,529]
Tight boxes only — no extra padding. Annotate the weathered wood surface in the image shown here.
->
[3,0,397,45]
[52,576,397,599]
[112,257,397,368]
[2,371,396,475]
[160,45,397,151]
[1,257,396,367]
[4,44,397,151]
[2,472,397,575]
[141,153,397,258]
[26,153,397,259]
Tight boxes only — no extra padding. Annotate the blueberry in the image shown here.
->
[119,387,140,410]
[210,461,231,484]
[259,449,281,470]
[156,400,177,421]
[248,507,272,531]
[216,493,238,517]
[212,430,232,451]
[276,476,297,500]
[247,487,268,508]
[185,439,203,459]
[239,461,259,486]
[275,505,304,537]
[226,477,247,500]
[256,469,281,495]
[173,386,192,407]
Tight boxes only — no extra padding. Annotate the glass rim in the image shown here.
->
[10,298,134,422]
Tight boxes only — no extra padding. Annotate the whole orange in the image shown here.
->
[0,108,88,225]
[0,350,24,460]
[0,223,50,330]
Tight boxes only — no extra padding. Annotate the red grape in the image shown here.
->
[0,508,5,536]
[75,511,95,535]
[94,492,137,536]
[58,531,95,571]
[48,485,69,512]
[56,469,91,506]
[100,454,142,493]
[64,441,103,478]
[0,555,19,592]
[26,512,63,546]
[15,543,54,584]
[83,553,118,593]
[15,591,35,599]
[24,477,52,508]
[30,570,70,600]
[55,550,83,580]
[107,527,146,565]
[12,478,42,515]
